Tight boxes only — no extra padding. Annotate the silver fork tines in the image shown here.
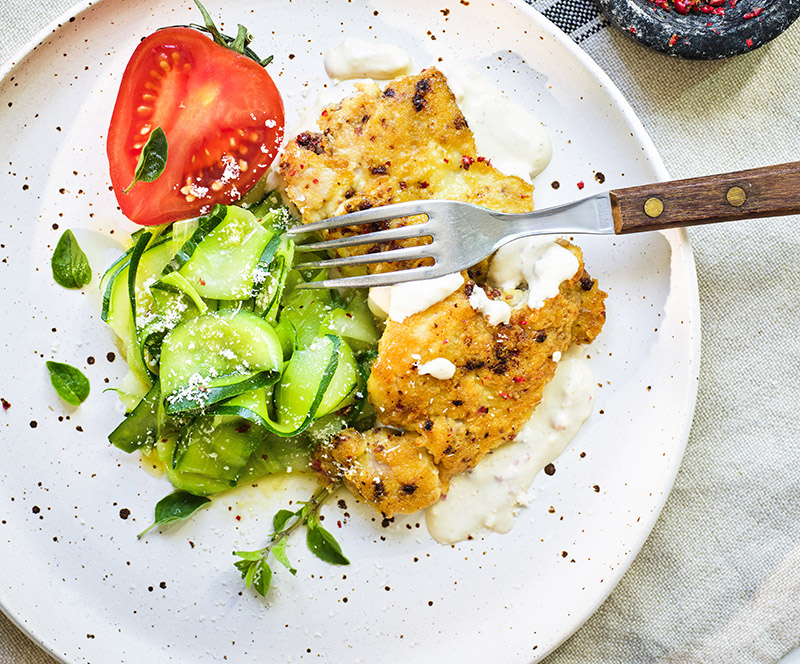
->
[296,244,435,271]
[286,200,435,236]
[294,221,433,254]
[298,265,441,290]
[286,195,615,289]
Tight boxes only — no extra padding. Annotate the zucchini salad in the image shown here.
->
[87,2,606,597]
[101,193,377,498]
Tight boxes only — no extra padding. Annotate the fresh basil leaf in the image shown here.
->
[305,507,319,530]
[251,558,273,597]
[51,230,92,289]
[125,127,168,192]
[272,508,295,532]
[234,554,274,597]
[244,560,258,588]
[46,361,90,406]
[270,538,297,575]
[234,549,263,562]
[137,490,210,538]
[306,525,350,566]
[234,559,253,575]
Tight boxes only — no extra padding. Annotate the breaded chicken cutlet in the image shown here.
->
[279,68,607,517]
[279,68,535,275]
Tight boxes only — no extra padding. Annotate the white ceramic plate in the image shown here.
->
[0,1,700,662]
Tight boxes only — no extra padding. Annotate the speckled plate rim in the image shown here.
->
[0,0,701,662]
[511,0,701,654]
[0,6,103,664]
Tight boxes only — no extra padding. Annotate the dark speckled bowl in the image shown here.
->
[596,0,800,59]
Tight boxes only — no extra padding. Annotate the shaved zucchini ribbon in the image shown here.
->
[101,197,378,496]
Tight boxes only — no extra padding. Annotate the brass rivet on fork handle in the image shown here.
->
[289,161,800,288]
[643,197,664,218]
[726,186,747,207]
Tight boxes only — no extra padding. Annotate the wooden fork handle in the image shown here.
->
[609,161,800,234]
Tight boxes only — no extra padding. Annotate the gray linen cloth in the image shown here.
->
[1,1,798,663]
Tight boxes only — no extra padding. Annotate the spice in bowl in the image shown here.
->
[646,0,763,17]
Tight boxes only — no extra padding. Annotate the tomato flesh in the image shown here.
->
[107,28,284,226]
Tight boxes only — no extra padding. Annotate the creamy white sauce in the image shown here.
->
[417,358,456,380]
[368,272,464,322]
[489,237,579,309]
[291,44,557,324]
[426,348,595,544]
[287,48,591,545]
[438,62,552,183]
[291,39,412,138]
[367,285,392,320]
[468,285,511,325]
[324,38,413,81]
[309,43,551,186]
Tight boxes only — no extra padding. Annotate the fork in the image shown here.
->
[285,161,800,289]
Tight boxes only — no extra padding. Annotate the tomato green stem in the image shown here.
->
[190,0,273,67]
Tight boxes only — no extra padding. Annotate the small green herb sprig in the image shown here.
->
[125,127,168,193]
[234,485,349,597]
[51,230,92,289]
[138,490,212,538]
[190,0,273,66]
[46,361,90,406]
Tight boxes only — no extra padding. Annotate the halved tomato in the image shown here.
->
[107,27,284,226]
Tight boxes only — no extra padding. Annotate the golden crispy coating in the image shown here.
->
[313,245,606,516]
[313,428,441,516]
[368,244,605,486]
[278,68,535,273]
[281,69,607,517]
[571,272,607,343]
